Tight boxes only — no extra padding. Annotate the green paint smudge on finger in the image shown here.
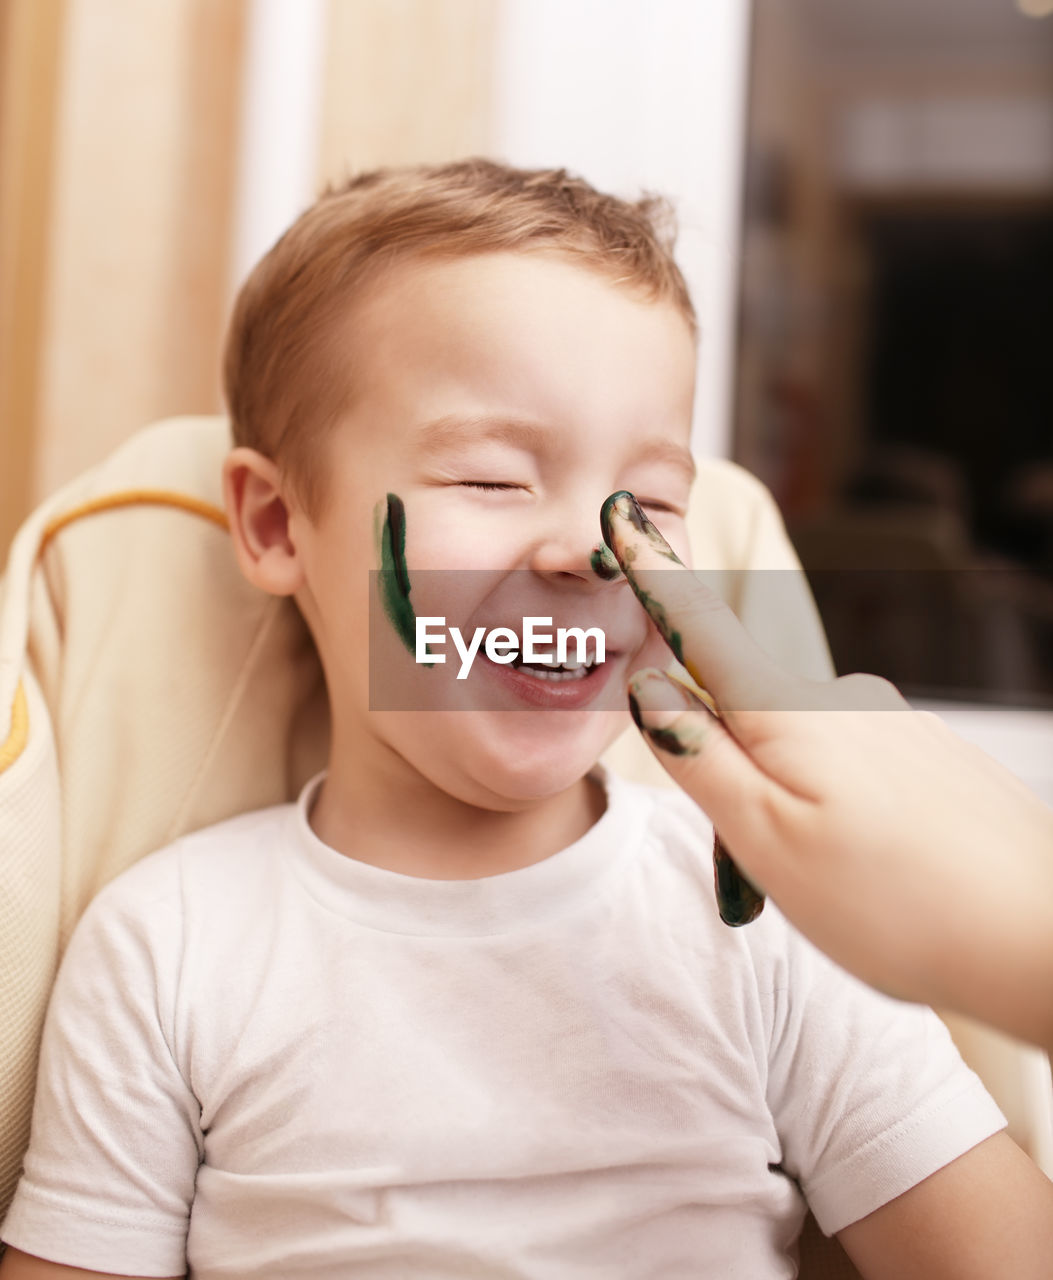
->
[599,490,687,665]
[634,589,686,667]
[600,491,683,566]
[628,668,766,929]
[713,833,766,926]
[627,688,703,756]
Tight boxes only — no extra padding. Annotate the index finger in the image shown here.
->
[600,490,799,717]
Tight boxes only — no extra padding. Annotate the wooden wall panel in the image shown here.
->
[2,0,501,530]
[31,0,246,502]
[0,0,66,553]
[320,0,497,184]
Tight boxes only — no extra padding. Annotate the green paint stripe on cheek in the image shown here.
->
[376,493,419,657]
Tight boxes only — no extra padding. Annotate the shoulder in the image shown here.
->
[76,800,295,942]
[52,800,300,1036]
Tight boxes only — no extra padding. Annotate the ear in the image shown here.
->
[222,447,305,596]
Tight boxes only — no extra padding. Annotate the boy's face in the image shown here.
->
[289,251,697,810]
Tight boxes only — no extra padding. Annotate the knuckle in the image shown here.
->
[834,671,905,710]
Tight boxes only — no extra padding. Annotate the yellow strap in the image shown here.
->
[0,489,229,773]
[40,489,228,549]
[0,680,28,773]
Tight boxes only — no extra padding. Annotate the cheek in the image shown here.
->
[402,492,524,573]
[395,509,517,641]
[624,625,675,678]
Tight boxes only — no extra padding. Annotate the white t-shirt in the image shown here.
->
[3,769,1004,1278]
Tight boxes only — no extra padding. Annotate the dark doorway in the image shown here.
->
[861,205,1053,570]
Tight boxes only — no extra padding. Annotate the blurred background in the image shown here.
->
[0,0,750,547]
[1,0,1051,778]
[739,0,1053,717]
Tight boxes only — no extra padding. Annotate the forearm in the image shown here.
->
[0,1244,183,1280]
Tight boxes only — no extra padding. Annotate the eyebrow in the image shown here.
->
[632,436,697,484]
[414,414,697,483]
[413,415,551,454]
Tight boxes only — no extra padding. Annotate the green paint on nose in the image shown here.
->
[376,493,418,656]
[590,542,622,581]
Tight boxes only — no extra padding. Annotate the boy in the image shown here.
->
[2,160,1051,1278]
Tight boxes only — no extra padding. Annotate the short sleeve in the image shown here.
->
[762,922,1007,1236]
[1,850,202,1276]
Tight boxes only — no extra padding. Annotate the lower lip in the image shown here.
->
[481,656,618,709]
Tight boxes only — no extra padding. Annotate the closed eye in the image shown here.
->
[638,498,686,517]
[458,480,525,492]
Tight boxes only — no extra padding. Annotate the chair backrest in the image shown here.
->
[1,418,329,1212]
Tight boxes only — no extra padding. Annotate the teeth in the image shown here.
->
[521,665,590,682]
[512,655,598,680]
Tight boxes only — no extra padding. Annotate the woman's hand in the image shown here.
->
[601,491,1053,1051]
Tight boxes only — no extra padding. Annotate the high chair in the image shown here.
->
[1,416,1049,1278]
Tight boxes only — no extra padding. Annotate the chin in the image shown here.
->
[424,709,625,808]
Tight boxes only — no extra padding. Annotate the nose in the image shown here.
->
[528,501,621,589]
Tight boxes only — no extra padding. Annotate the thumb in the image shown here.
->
[627,668,772,819]
[627,668,781,925]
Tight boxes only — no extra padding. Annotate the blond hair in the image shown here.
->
[223,158,696,513]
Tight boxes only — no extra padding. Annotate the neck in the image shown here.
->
[309,731,606,880]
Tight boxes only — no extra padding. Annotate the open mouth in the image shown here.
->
[509,654,601,682]
[479,641,619,710]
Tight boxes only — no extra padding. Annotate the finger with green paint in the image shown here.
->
[600,490,789,715]
[601,489,766,927]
